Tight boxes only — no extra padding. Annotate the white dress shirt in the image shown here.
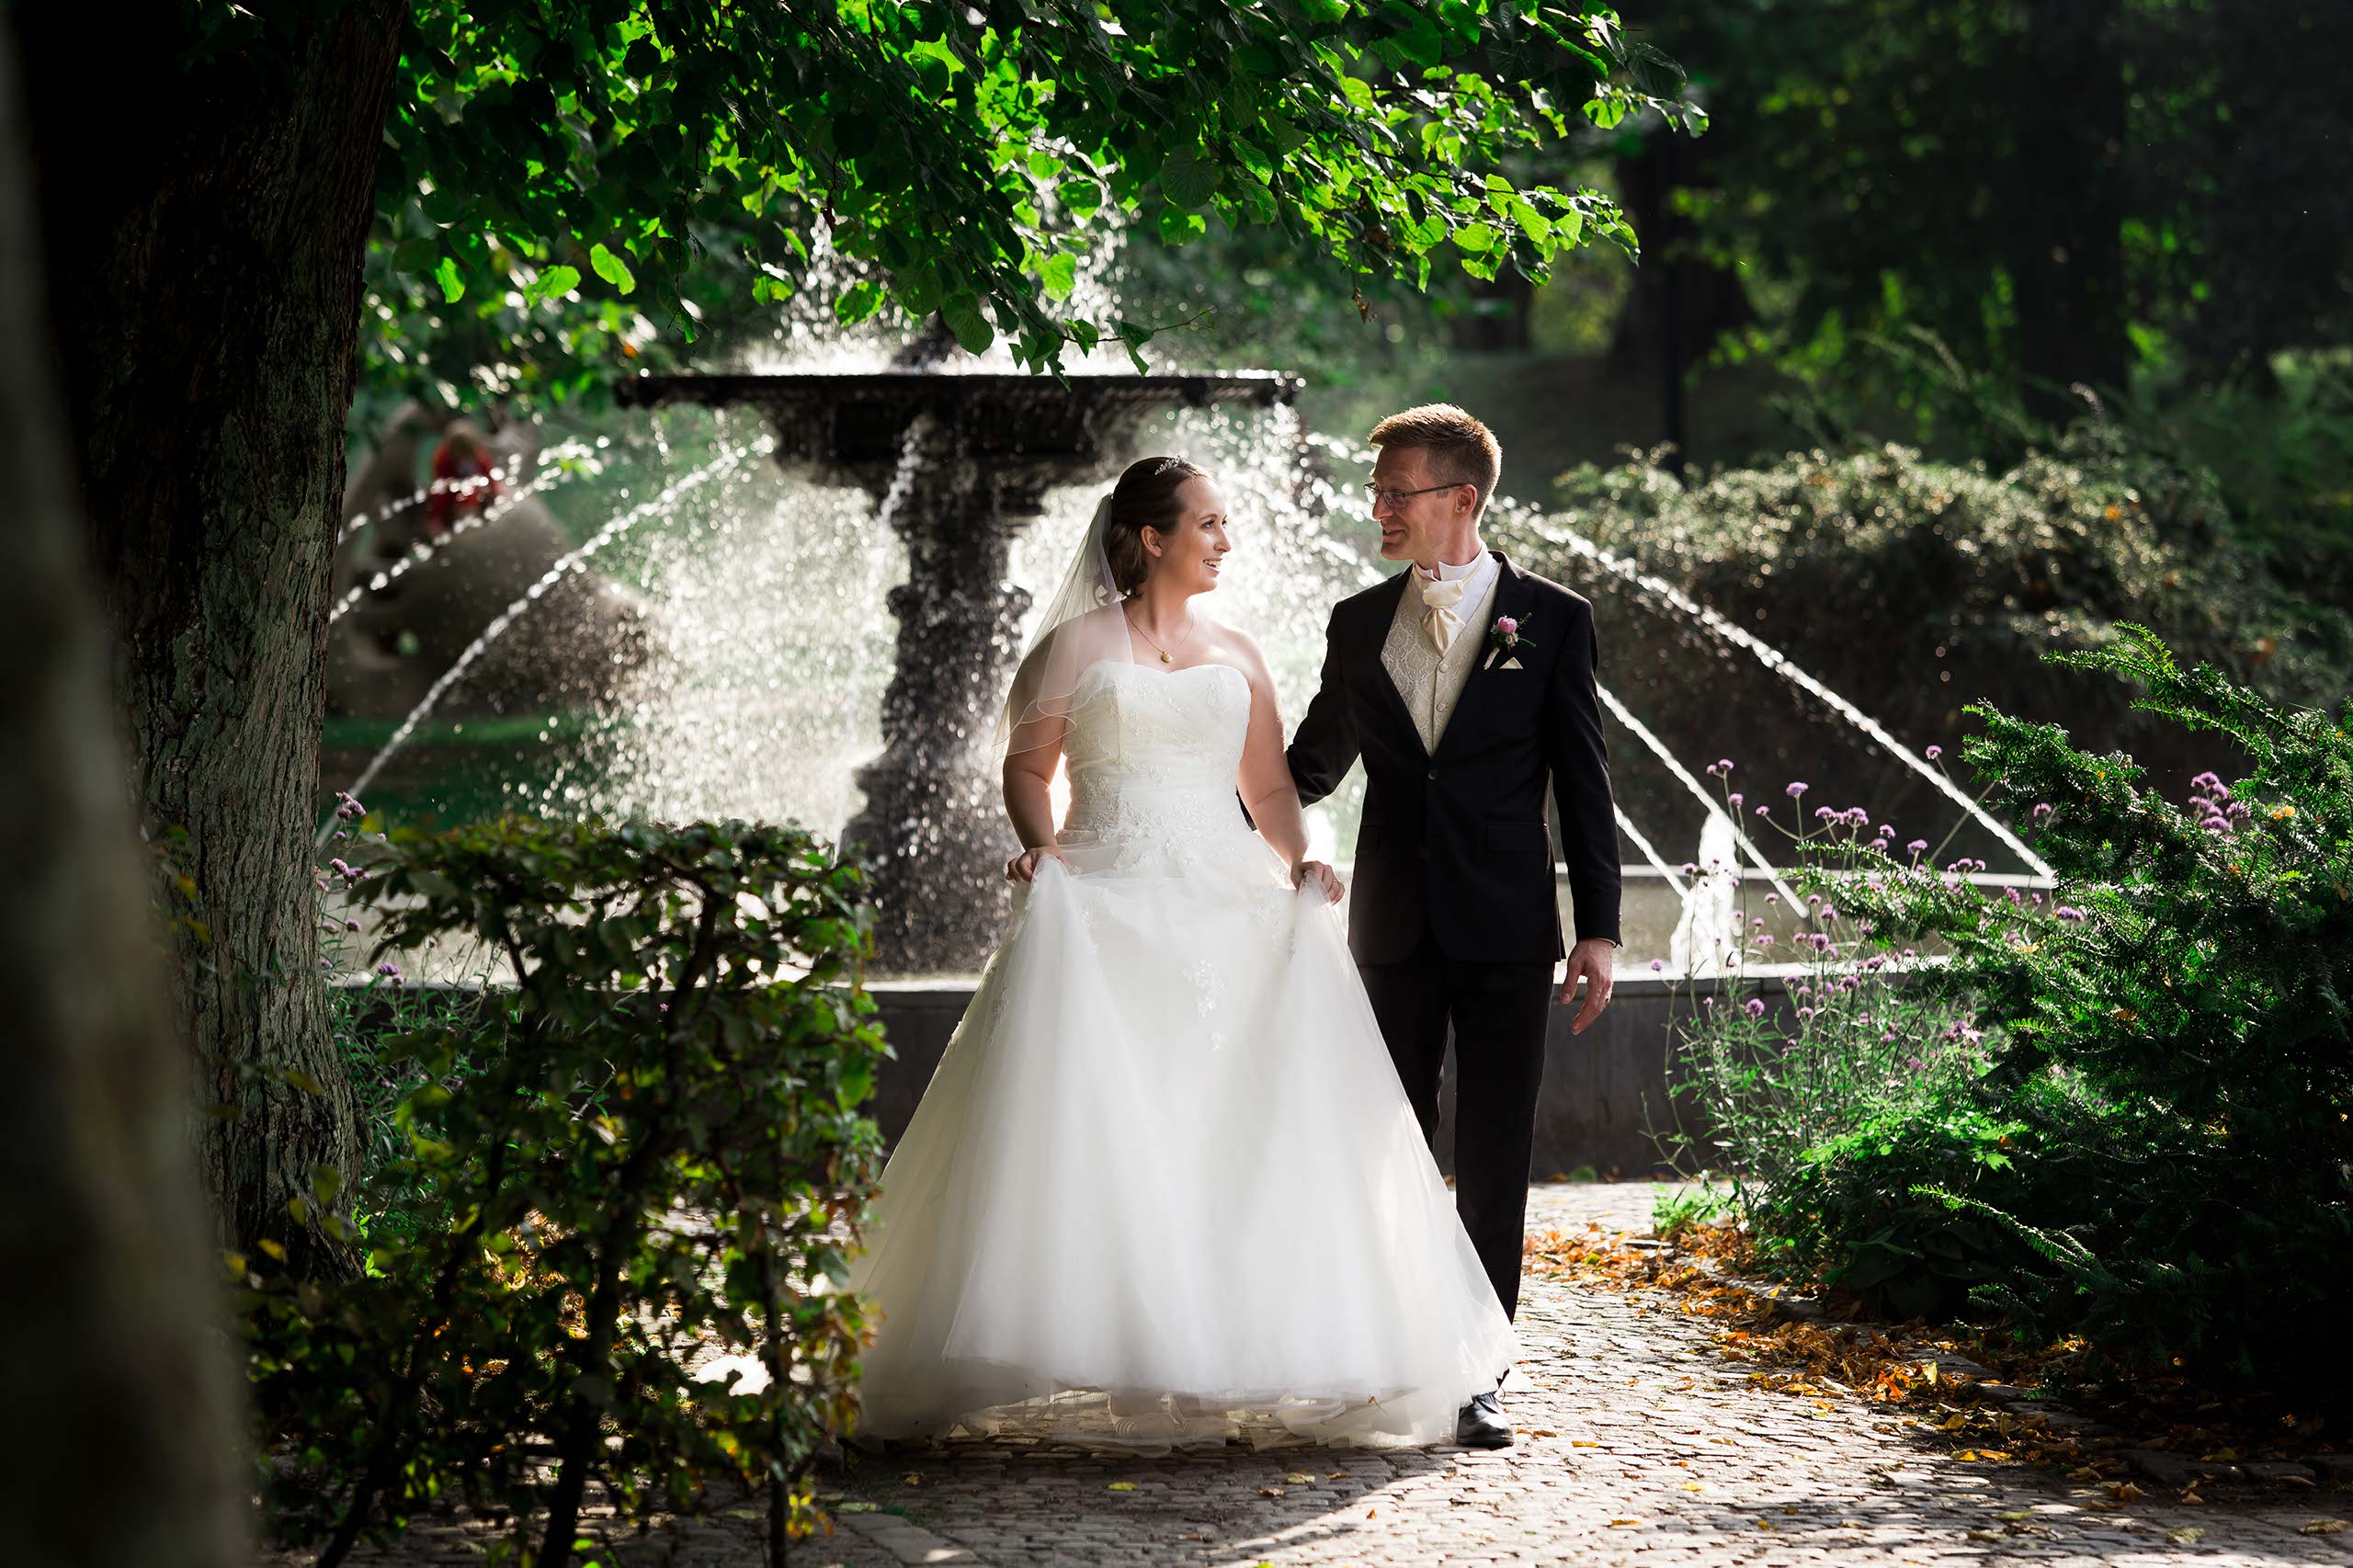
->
[1381,551,1501,755]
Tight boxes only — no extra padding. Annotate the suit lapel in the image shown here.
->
[1434,551,1535,761]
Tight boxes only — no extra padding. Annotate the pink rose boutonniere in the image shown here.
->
[1483,611,1535,667]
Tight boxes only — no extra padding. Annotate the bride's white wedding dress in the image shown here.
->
[849,656,1517,1450]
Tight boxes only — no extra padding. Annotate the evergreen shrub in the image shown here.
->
[1666,629,2353,1395]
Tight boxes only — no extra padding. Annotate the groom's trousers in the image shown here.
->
[1357,925,1552,1326]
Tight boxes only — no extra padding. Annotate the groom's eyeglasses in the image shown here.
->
[1365,481,1470,511]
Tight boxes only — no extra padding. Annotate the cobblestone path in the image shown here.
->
[288,1183,2353,1567]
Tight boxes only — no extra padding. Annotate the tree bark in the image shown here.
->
[0,25,250,1564]
[1605,119,1756,382]
[8,6,406,1270]
[2005,0,2130,421]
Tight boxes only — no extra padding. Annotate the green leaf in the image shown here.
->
[589,243,637,295]
[942,295,994,354]
[391,236,438,274]
[1040,252,1077,301]
[1161,152,1217,210]
[1452,221,1497,254]
[1157,205,1207,245]
[835,280,886,326]
[526,265,582,307]
[434,255,464,303]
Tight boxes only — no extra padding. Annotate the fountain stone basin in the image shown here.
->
[615,370,1303,974]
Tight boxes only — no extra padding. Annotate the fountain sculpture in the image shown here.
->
[614,365,1302,973]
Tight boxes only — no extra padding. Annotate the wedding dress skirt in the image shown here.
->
[848,661,1517,1450]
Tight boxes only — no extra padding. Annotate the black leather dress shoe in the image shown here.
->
[1455,1390,1513,1449]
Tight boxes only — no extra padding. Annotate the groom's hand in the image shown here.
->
[1560,938,1617,1033]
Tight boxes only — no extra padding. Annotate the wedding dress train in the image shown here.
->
[848,658,1517,1449]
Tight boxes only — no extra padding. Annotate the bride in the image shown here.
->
[847,455,1516,1450]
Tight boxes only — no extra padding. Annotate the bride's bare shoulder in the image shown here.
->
[1015,603,1130,676]
[1202,619,1274,685]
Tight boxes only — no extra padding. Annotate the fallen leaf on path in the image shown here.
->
[2302,1519,2350,1535]
[1283,1472,1313,1484]
[1107,1482,1137,1493]
[1607,1518,1644,1528]
[1259,1486,1286,1498]
[2166,1527,2206,1546]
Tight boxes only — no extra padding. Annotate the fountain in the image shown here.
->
[612,366,1302,972]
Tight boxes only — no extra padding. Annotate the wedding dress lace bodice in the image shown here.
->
[1058,660,1263,864]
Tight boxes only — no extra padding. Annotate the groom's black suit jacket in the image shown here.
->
[1287,551,1620,968]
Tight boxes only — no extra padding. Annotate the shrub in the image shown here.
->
[245,816,887,1568]
[1650,795,2023,1318]
[1836,628,2353,1392]
[1672,629,2353,1398]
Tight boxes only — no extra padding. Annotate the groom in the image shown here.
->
[1286,404,1620,1450]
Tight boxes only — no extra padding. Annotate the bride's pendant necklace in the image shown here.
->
[1126,605,1195,665]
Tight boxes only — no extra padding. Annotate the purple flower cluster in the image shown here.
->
[2188,770,2251,835]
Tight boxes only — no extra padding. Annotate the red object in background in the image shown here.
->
[422,431,504,532]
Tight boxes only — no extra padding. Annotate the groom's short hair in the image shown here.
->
[1369,403,1502,511]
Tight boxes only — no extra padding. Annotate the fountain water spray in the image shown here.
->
[330,438,601,624]
[1595,684,1798,908]
[1510,498,2056,881]
[321,434,763,842]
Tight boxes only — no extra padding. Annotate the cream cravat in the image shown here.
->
[1417,571,1467,653]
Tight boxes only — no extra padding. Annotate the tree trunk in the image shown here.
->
[2006,0,2130,421]
[0,26,250,1563]
[9,6,405,1271]
[1606,121,1756,381]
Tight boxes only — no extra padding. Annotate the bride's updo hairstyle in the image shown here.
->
[1101,455,1208,597]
